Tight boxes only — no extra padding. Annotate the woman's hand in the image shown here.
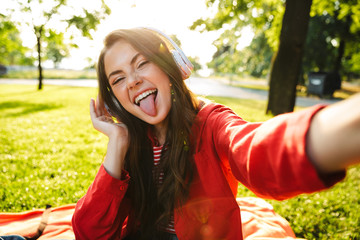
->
[90,96,129,179]
[90,97,124,138]
[307,93,360,173]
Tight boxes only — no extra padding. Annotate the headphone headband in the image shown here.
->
[142,27,193,80]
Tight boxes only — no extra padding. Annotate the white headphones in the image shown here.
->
[143,27,193,80]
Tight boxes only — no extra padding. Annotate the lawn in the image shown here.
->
[1,69,97,79]
[1,84,359,239]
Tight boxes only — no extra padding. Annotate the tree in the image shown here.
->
[191,0,295,114]
[206,27,244,76]
[192,0,360,114]
[7,0,111,89]
[208,29,273,78]
[302,14,339,75]
[310,0,360,80]
[0,14,34,66]
[266,0,312,115]
[240,32,273,78]
[188,56,202,73]
[45,30,71,69]
[191,0,312,115]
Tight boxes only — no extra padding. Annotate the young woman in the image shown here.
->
[72,27,360,240]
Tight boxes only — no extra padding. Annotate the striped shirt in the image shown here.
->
[152,145,176,234]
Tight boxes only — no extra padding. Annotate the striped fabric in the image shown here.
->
[152,145,176,234]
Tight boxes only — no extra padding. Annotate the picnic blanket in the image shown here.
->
[0,197,301,239]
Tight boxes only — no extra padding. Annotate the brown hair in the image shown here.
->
[97,28,199,238]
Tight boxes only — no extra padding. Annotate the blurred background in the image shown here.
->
[1,0,222,74]
[1,0,359,113]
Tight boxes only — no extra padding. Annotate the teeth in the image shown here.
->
[135,89,157,105]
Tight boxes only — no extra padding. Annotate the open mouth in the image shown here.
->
[134,89,158,117]
[134,89,158,106]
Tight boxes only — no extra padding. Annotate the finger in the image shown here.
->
[96,95,104,116]
[90,98,98,120]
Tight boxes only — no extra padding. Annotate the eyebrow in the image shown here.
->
[108,53,141,79]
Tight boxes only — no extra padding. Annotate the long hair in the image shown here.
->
[97,28,199,238]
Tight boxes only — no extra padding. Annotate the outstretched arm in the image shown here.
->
[307,93,360,173]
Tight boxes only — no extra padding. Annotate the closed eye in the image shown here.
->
[112,77,125,86]
[138,60,149,69]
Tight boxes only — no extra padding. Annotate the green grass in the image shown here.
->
[1,69,97,79]
[0,84,103,211]
[1,84,359,239]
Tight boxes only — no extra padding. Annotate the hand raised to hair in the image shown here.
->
[89,96,127,138]
[90,96,129,179]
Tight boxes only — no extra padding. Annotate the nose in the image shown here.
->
[127,72,142,90]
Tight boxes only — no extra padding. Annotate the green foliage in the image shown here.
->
[207,27,243,74]
[191,0,284,78]
[192,0,360,81]
[305,0,360,78]
[263,3,284,51]
[192,0,281,31]
[206,27,273,78]
[187,56,202,72]
[343,41,360,75]
[190,0,284,49]
[0,14,34,66]
[67,9,104,39]
[242,32,273,77]
[45,30,70,68]
[302,14,339,74]
[5,0,112,70]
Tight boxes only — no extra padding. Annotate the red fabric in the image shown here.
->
[0,198,301,240]
[72,101,344,240]
[0,204,75,239]
[238,197,298,239]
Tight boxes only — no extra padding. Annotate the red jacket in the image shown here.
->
[72,102,344,240]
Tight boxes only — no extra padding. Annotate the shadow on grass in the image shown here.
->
[0,101,63,118]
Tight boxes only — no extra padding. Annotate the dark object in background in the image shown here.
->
[307,71,341,98]
[0,64,7,75]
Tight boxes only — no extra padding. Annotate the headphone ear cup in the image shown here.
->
[171,50,192,80]
[141,27,193,80]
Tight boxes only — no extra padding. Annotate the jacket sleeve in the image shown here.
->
[72,164,131,240]
[210,104,345,200]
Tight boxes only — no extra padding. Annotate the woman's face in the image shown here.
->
[104,40,172,127]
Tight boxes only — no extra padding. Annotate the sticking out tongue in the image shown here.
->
[139,93,157,116]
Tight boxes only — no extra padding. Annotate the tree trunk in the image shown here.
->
[333,15,351,74]
[35,26,44,90]
[266,0,312,115]
[334,39,345,73]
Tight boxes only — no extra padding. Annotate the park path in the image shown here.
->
[0,77,341,107]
